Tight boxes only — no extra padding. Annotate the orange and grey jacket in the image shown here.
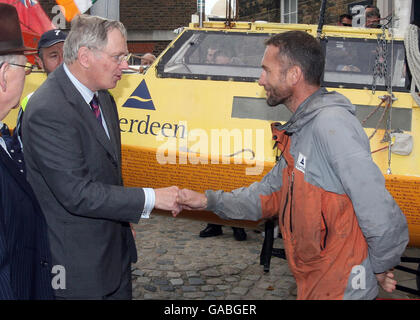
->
[206,88,408,300]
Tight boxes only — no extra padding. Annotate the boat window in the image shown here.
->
[322,37,409,92]
[157,30,270,82]
[157,30,410,91]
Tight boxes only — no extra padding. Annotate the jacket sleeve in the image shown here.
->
[205,160,285,221]
[313,108,409,273]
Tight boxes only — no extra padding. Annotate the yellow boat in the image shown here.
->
[119,21,420,248]
[5,19,420,240]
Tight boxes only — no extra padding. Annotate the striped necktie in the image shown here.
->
[90,95,102,124]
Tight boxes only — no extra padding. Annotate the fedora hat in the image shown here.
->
[0,3,36,55]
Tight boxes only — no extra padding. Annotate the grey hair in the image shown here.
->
[63,14,127,64]
[0,54,21,65]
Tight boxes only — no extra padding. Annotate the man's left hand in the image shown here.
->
[376,270,397,293]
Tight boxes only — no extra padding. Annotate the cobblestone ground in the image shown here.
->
[131,214,420,300]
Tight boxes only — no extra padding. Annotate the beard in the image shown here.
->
[265,86,292,107]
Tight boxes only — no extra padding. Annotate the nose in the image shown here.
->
[120,59,129,70]
[258,71,265,87]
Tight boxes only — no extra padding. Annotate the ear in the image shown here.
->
[35,55,44,70]
[35,56,44,70]
[287,65,302,85]
[77,46,92,69]
[0,62,8,92]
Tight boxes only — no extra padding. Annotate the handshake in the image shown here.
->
[154,186,207,216]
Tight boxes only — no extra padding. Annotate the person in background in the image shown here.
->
[213,48,242,65]
[205,47,217,63]
[22,14,180,300]
[338,13,352,26]
[16,29,67,147]
[365,5,381,28]
[177,30,408,300]
[140,53,156,66]
[35,29,67,74]
[0,3,54,300]
[213,49,232,64]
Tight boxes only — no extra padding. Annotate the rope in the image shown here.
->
[371,143,394,154]
[404,24,420,106]
[361,95,392,140]
[226,148,255,160]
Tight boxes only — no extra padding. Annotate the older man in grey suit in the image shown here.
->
[22,14,180,299]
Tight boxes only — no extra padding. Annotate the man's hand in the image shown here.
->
[176,189,208,215]
[154,186,181,216]
[130,223,136,239]
[376,270,397,293]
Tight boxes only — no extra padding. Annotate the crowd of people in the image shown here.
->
[0,2,411,300]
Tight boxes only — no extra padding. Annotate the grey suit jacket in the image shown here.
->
[22,64,145,298]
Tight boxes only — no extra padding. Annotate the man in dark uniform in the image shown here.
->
[0,3,54,300]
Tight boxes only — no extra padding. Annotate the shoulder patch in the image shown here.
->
[296,152,306,173]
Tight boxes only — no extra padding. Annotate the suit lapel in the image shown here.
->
[85,101,118,161]
[97,91,120,160]
[55,66,118,163]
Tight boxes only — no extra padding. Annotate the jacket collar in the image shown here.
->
[276,88,355,134]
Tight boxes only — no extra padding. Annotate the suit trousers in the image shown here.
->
[55,254,132,300]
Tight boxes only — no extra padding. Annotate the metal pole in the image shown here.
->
[90,0,120,21]
[316,0,327,39]
[198,0,205,28]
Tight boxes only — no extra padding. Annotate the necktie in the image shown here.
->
[0,123,25,175]
[90,95,102,124]
[1,123,13,153]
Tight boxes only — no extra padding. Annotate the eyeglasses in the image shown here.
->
[102,52,131,65]
[8,62,33,75]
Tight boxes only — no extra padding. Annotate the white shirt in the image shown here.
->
[63,64,155,217]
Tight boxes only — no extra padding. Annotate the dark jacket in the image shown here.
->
[0,145,54,300]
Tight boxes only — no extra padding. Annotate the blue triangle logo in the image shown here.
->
[122,80,156,110]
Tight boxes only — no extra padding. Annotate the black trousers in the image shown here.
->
[55,253,132,300]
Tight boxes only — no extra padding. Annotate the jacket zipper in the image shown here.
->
[321,211,328,250]
[281,190,289,227]
[289,171,294,233]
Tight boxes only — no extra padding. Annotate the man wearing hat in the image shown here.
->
[0,3,54,299]
[16,29,67,146]
[35,29,67,75]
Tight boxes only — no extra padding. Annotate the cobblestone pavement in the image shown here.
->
[131,214,420,300]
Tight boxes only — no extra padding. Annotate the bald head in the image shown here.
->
[141,53,156,66]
